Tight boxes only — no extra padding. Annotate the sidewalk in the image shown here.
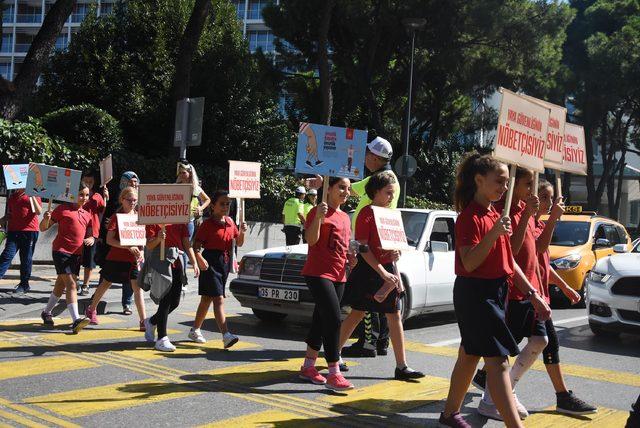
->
[0,265,200,320]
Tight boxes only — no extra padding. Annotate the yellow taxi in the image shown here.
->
[543,208,632,306]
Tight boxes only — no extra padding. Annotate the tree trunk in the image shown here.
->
[0,0,76,119]
[317,0,335,125]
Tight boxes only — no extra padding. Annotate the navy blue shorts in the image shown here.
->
[198,250,230,297]
[506,299,547,343]
[81,243,97,269]
[101,260,139,284]
[53,251,81,276]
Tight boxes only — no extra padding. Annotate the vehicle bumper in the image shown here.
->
[587,279,640,335]
[554,266,586,291]
[230,278,315,317]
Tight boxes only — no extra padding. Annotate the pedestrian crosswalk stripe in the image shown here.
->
[114,339,261,360]
[25,378,205,418]
[0,316,123,331]
[0,397,80,428]
[0,342,13,349]
[0,355,98,381]
[180,312,240,318]
[323,375,450,414]
[203,358,320,385]
[525,406,629,427]
[198,410,310,427]
[404,341,459,357]
[45,327,180,344]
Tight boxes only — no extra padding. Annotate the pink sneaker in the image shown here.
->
[325,373,354,391]
[299,366,327,385]
[85,307,98,325]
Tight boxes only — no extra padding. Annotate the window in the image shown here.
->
[247,0,271,20]
[616,225,628,244]
[0,63,10,81]
[247,30,274,53]
[233,0,245,19]
[71,3,89,23]
[3,5,14,23]
[1,33,12,53]
[400,211,428,247]
[429,217,455,251]
[100,2,114,15]
[16,3,41,23]
[551,221,590,246]
[55,34,68,51]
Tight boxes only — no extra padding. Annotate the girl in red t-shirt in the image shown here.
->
[40,182,92,334]
[189,191,246,349]
[337,171,424,382]
[79,171,108,296]
[85,187,147,330]
[440,154,550,428]
[298,177,353,391]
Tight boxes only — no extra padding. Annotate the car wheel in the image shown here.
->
[252,308,288,322]
[589,320,619,338]
[398,282,410,322]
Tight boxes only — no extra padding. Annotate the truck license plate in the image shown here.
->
[258,287,299,302]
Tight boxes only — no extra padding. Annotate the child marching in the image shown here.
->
[79,170,108,296]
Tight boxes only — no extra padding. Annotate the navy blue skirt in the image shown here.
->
[454,276,520,357]
[198,249,230,297]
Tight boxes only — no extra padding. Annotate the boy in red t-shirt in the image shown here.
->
[0,189,42,293]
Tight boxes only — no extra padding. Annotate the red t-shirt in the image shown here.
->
[7,192,41,232]
[195,216,239,252]
[83,192,105,238]
[301,207,351,282]
[106,215,138,263]
[454,200,514,279]
[355,205,395,265]
[493,200,544,301]
[51,204,91,255]
[146,224,188,250]
[534,219,552,304]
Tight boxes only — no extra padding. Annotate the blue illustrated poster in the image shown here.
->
[2,164,29,190]
[295,122,367,180]
[25,163,82,203]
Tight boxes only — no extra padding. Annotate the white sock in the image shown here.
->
[44,294,60,314]
[510,335,548,387]
[67,303,80,322]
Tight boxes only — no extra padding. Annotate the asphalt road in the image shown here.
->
[0,278,638,427]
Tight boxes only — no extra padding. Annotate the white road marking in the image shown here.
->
[427,337,461,346]
[553,315,588,326]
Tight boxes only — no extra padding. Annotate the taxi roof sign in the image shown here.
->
[564,205,583,214]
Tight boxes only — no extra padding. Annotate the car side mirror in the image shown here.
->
[613,244,627,253]
[427,241,449,253]
[594,238,611,248]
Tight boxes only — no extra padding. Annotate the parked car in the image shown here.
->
[230,209,458,322]
[585,240,640,336]
[544,212,632,306]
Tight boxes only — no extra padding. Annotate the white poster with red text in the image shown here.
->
[136,184,192,225]
[228,161,261,199]
[558,123,587,175]
[493,89,550,172]
[520,95,566,168]
[371,206,410,251]
[116,213,147,246]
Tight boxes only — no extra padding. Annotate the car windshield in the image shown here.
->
[633,241,640,253]
[551,221,590,246]
[401,211,428,247]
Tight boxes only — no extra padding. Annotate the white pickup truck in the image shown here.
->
[230,209,457,322]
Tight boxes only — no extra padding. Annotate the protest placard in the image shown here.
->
[520,95,567,168]
[136,184,192,225]
[294,122,367,180]
[2,164,29,190]
[558,123,587,176]
[371,206,410,251]
[493,89,550,173]
[100,155,113,186]
[116,213,147,246]
[228,161,261,199]
[25,163,82,203]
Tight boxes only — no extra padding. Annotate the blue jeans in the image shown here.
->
[121,280,133,307]
[0,231,39,286]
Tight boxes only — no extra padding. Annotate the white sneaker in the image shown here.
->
[478,398,503,421]
[513,393,529,419]
[144,318,155,343]
[155,336,176,352]
[188,328,206,343]
[222,332,239,349]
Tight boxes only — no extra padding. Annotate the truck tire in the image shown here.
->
[252,308,288,322]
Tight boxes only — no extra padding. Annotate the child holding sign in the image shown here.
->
[299,177,354,391]
[337,171,424,381]
[85,187,147,330]
[189,191,245,348]
[39,183,92,334]
[79,171,108,296]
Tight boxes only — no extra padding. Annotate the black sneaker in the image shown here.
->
[394,366,425,381]
[13,284,30,294]
[71,317,90,334]
[339,362,349,372]
[556,391,598,415]
[80,286,90,296]
[472,369,486,391]
[342,342,376,357]
[376,339,389,356]
[41,311,54,327]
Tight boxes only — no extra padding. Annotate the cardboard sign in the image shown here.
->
[25,163,82,203]
[295,122,367,180]
[136,184,192,225]
[2,164,29,190]
[520,95,567,168]
[116,213,147,246]
[555,123,587,176]
[228,161,261,199]
[100,155,113,186]
[371,206,410,251]
[493,89,550,172]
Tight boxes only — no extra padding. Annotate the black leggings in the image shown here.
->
[150,265,183,339]
[542,318,560,365]
[304,276,344,363]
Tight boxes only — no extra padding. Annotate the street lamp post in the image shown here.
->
[400,18,426,208]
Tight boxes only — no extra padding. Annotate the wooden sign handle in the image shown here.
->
[321,175,330,204]
[501,165,517,218]
[29,196,35,213]
[533,171,539,197]
[160,224,166,260]
[45,199,53,228]
[555,170,563,200]
[239,198,245,225]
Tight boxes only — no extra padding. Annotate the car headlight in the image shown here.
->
[552,254,582,270]
[588,270,610,284]
[238,257,262,279]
